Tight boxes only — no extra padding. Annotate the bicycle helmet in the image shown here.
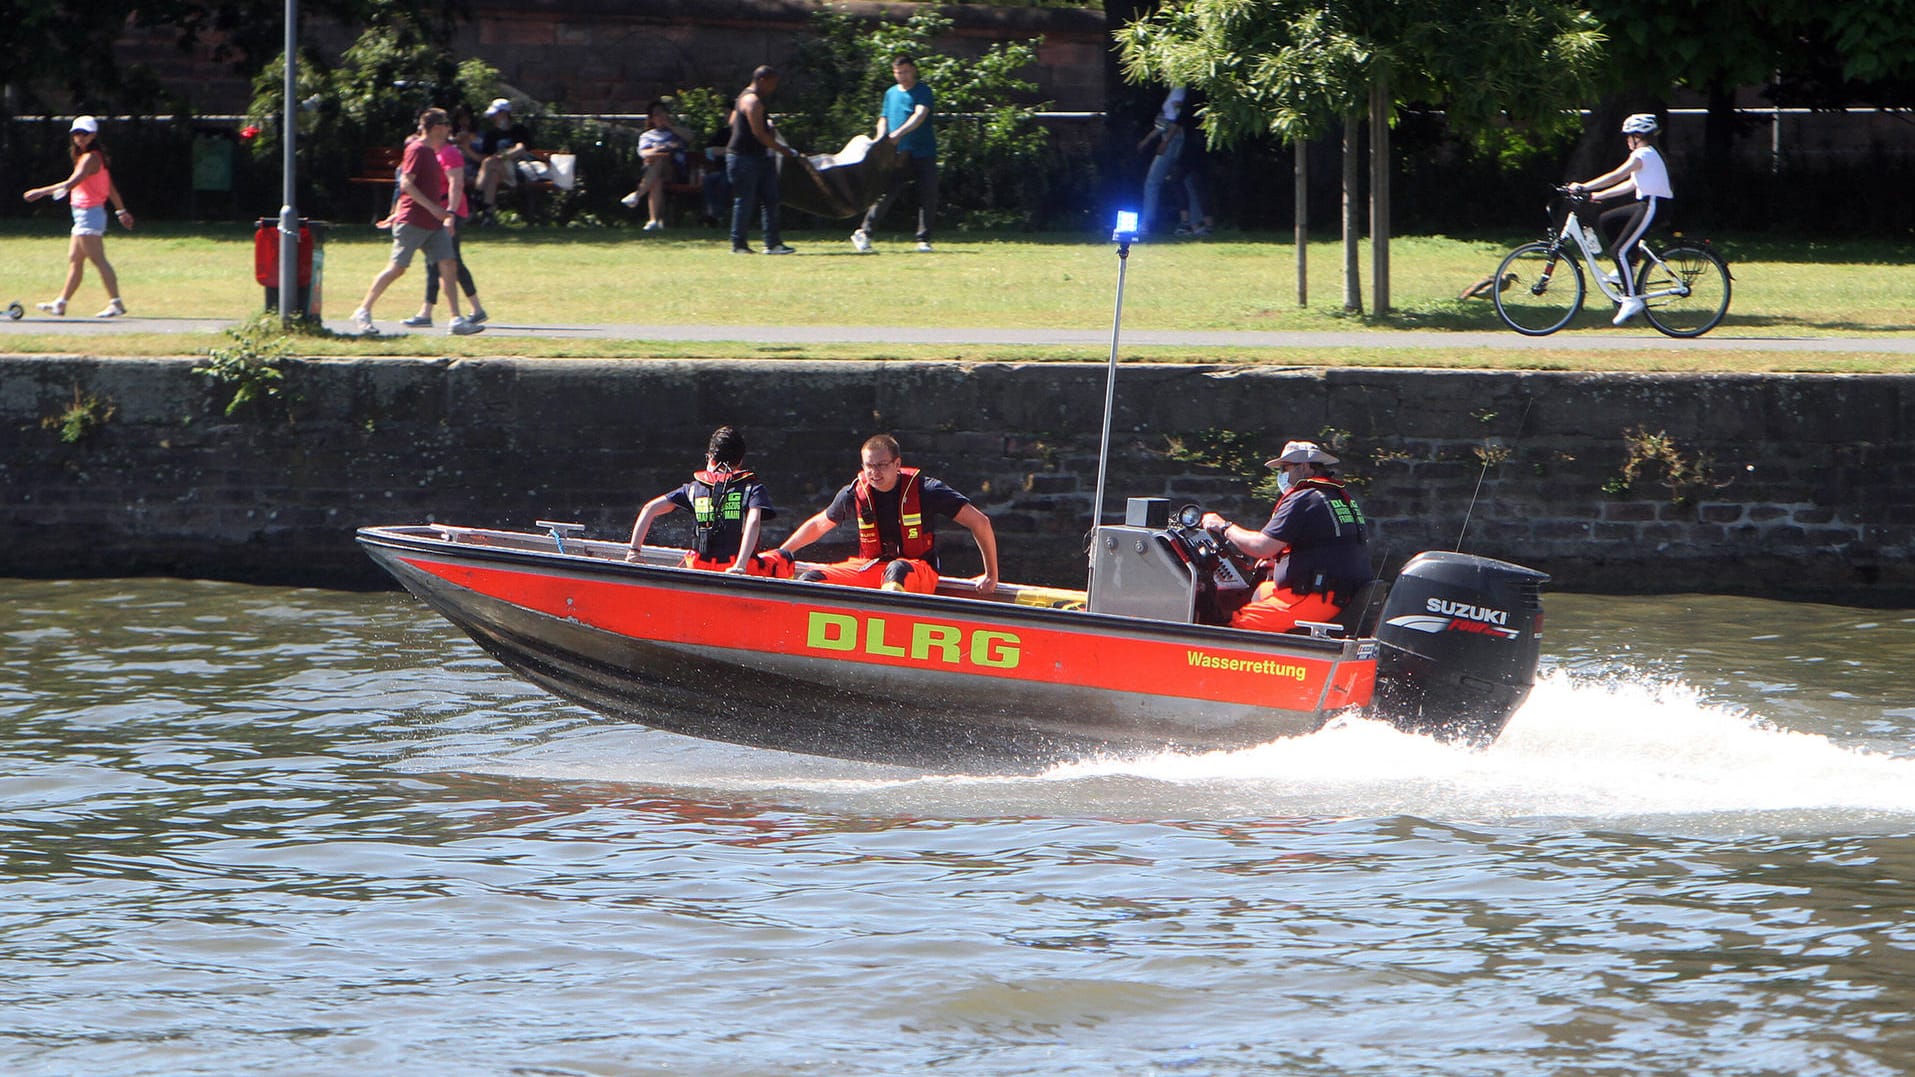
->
[1621,113,1659,135]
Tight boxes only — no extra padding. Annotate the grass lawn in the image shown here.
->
[1,221,1910,369]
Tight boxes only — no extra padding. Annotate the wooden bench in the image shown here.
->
[348,145,404,218]
[348,144,569,222]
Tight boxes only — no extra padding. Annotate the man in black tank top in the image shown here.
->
[727,65,802,255]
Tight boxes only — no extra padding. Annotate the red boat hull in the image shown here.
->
[358,526,1378,769]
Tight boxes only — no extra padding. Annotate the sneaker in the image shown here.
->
[96,298,126,318]
[1600,270,1622,289]
[619,192,640,209]
[643,220,664,232]
[850,229,872,253]
[36,299,66,316]
[350,307,375,334]
[730,246,754,255]
[1613,296,1647,326]
[763,244,796,255]
[916,241,934,253]
[401,312,433,328]
[469,306,488,324]
[448,315,484,336]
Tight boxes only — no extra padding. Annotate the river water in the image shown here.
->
[3,578,1912,1076]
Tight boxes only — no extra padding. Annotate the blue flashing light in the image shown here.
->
[1111,210,1139,243]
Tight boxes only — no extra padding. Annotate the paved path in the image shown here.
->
[5,312,1914,353]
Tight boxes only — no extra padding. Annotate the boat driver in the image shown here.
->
[1198,440,1373,633]
[625,425,795,576]
[777,433,999,594]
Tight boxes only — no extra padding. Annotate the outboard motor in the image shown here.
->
[1371,551,1548,745]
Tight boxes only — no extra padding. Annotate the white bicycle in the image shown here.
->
[1493,187,1732,338]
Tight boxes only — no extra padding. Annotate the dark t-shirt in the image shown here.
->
[479,123,532,158]
[666,478,776,561]
[1260,486,1372,598]
[824,475,971,571]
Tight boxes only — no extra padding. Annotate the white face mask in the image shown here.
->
[1276,471,1295,496]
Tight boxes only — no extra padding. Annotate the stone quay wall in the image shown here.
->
[4,356,1911,605]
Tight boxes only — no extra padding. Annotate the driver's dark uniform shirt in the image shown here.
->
[1261,485,1372,598]
[663,479,776,562]
[823,475,971,572]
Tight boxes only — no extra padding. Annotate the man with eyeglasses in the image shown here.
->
[779,433,998,594]
[1198,440,1372,633]
[351,107,483,337]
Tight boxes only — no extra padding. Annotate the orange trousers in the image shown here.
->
[682,549,795,578]
[809,557,939,593]
[1228,581,1343,633]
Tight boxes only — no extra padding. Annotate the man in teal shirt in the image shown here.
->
[851,55,939,254]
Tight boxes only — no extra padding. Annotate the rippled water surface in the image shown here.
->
[3,579,1913,1075]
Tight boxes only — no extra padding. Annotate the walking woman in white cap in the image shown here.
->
[21,115,133,318]
[1199,440,1374,633]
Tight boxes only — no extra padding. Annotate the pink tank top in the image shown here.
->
[71,155,112,209]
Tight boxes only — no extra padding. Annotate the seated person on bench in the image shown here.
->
[1199,440,1373,633]
[475,98,546,220]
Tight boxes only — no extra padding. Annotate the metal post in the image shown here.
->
[1087,221,1134,589]
[278,0,299,330]
[1294,137,1308,307]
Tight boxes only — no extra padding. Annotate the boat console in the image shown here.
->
[1087,497,1256,626]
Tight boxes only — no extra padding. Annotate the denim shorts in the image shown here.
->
[389,221,454,268]
[70,205,107,237]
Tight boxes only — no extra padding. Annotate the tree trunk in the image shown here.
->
[1702,81,1739,229]
[1295,138,1308,307]
[1341,112,1362,314]
[1369,79,1390,316]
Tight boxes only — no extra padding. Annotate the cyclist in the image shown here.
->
[1571,113,1672,326]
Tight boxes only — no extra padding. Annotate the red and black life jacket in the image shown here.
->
[853,466,934,560]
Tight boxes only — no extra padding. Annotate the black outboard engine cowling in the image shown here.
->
[1371,551,1548,745]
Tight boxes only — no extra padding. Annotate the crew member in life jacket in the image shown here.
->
[778,433,999,594]
[625,425,794,576]
[1198,439,1373,633]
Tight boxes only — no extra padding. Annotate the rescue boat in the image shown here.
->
[357,498,1548,770]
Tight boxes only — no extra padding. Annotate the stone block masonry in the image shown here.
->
[3,357,1911,605]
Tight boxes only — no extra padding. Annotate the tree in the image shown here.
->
[788,6,1050,229]
[243,14,498,217]
[0,0,461,118]
[1116,0,1605,313]
[1584,0,1915,213]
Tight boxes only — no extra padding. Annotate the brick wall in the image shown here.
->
[4,357,1909,604]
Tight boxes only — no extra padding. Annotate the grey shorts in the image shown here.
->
[390,221,453,269]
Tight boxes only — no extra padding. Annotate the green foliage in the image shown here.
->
[1613,426,1721,505]
[1115,0,1607,151]
[245,15,501,216]
[41,384,117,444]
[1164,428,1270,489]
[0,1,464,119]
[667,88,731,147]
[1584,0,1915,102]
[786,6,1053,229]
[196,314,309,416]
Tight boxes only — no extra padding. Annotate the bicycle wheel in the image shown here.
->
[1642,246,1731,338]
[1493,241,1585,336]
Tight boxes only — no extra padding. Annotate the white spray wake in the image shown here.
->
[444,670,1915,830]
